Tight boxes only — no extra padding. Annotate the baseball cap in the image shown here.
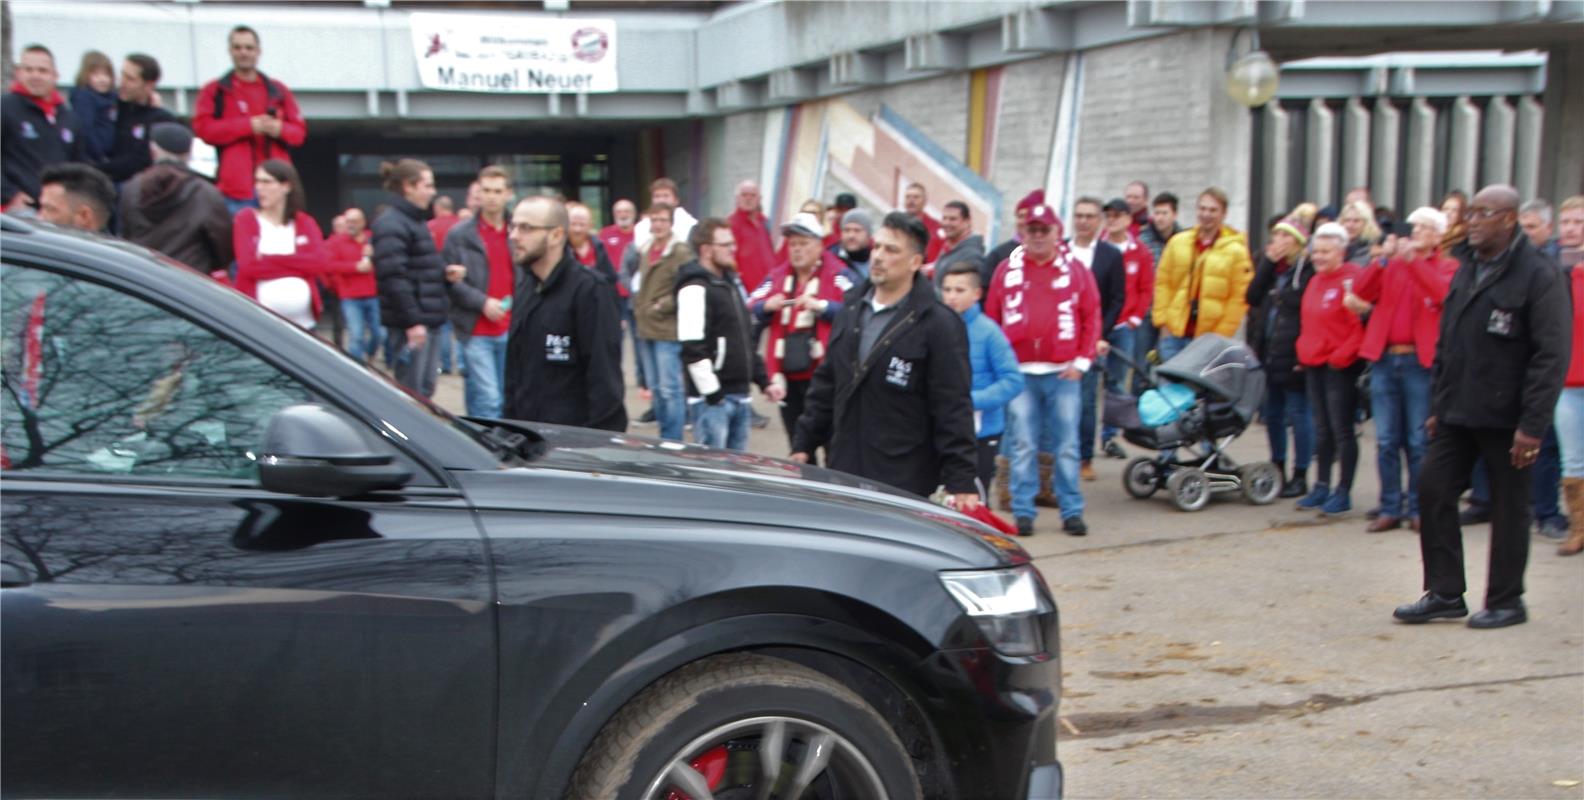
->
[781,211,824,239]
[1025,203,1060,228]
[1103,197,1130,214]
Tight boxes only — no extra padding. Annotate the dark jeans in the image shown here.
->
[782,379,817,466]
[1263,383,1313,472]
[1307,363,1361,492]
[1418,424,1533,609]
[976,435,1002,501]
[1468,425,1562,522]
[387,325,441,398]
[1079,368,1100,462]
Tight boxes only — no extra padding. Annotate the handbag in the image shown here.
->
[780,331,815,374]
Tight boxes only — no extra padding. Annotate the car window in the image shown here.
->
[1,264,315,480]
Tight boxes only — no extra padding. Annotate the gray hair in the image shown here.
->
[1519,199,1553,225]
[1406,206,1448,234]
[1312,221,1350,247]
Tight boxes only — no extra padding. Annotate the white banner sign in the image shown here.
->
[409,12,618,94]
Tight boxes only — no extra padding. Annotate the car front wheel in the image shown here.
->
[567,653,922,800]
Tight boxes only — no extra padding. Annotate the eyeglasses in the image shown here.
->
[1466,207,1512,221]
[712,241,738,249]
[510,222,558,234]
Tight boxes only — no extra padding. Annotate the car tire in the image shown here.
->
[567,653,922,800]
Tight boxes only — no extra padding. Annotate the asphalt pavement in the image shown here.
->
[431,370,1584,799]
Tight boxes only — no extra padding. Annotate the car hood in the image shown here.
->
[452,422,1027,568]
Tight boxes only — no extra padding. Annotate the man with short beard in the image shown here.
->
[931,201,985,291]
[792,212,978,508]
[1394,185,1570,629]
[98,53,175,184]
[830,208,874,276]
[503,196,626,431]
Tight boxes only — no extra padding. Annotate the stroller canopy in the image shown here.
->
[1154,334,1265,422]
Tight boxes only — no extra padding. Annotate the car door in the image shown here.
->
[0,263,495,799]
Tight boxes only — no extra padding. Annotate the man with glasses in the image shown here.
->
[676,218,783,450]
[503,196,627,432]
[1394,185,1570,629]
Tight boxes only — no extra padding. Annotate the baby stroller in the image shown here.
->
[1102,334,1282,511]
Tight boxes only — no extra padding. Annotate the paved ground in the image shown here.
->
[429,369,1584,799]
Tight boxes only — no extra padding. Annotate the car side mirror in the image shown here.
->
[258,404,412,497]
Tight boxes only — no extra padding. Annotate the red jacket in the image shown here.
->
[750,259,852,384]
[1296,263,1365,369]
[1568,264,1584,387]
[427,214,460,250]
[192,71,307,201]
[729,208,776,292]
[233,209,344,317]
[325,230,376,299]
[1114,234,1156,328]
[984,246,1102,370]
[919,212,944,263]
[1355,252,1458,369]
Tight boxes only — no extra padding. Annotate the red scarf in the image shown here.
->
[9,81,63,123]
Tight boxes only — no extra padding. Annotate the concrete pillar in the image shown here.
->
[1203,30,1256,231]
[1482,96,1516,189]
[1261,102,1292,222]
[1446,96,1481,196]
[1305,98,1336,207]
[1541,44,1584,201]
[1340,97,1371,198]
[1371,99,1401,211]
[1403,97,1437,212]
[1516,95,1545,202]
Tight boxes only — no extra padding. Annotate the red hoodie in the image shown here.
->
[324,230,376,299]
[232,209,346,317]
[1296,262,1365,369]
[984,245,1102,371]
[1114,234,1156,328]
[1354,251,1458,369]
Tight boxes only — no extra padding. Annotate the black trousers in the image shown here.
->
[1306,363,1361,492]
[975,435,1002,500]
[782,378,818,466]
[1417,424,1532,609]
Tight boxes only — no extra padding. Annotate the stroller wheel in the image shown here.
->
[1122,457,1160,499]
[1239,461,1283,505]
[1166,468,1211,512]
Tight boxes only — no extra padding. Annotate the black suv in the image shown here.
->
[0,217,1062,799]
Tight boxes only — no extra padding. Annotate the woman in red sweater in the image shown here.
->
[1341,207,1459,532]
[1294,222,1366,516]
[233,159,363,328]
[1552,195,1584,555]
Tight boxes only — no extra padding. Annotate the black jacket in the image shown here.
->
[119,161,233,274]
[504,253,627,432]
[793,273,977,497]
[1433,234,1571,437]
[1245,254,1313,390]
[98,100,176,184]
[442,217,510,341]
[373,196,450,329]
[570,240,619,288]
[1,92,83,205]
[981,238,1020,299]
[1081,239,1127,332]
[675,260,767,401]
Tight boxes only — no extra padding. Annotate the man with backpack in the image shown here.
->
[193,25,308,215]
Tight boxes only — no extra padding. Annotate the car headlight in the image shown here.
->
[939,565,1054,657]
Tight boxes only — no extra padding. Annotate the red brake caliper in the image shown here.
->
[665,745,729,800]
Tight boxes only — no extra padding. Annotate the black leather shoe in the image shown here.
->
[1468,605,1527,629]
[1062,516,1088,536]
[1279,474,1307,499]
[1393,592,1469,623]
[1016,517,1035,537]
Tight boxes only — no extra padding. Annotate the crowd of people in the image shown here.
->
[6,28,1583,629]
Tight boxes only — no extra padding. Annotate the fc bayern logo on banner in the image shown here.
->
[571,27,609,63]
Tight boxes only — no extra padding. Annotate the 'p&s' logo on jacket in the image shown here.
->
[885,356,914,388]
[545,333,573,362]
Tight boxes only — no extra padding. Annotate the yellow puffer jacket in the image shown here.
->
[1151,225,1255,338]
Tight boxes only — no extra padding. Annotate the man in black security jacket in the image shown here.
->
[1394,184,1571,630]
[504,196,626,432]
[791,211,980,508]
[3,45,84,210]
[676,218,782,450]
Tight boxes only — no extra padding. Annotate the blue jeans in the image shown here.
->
[1099,326,1137,442]
[637,338,686,440]
[1263,383,1314,471]
[341,297,383,363]
[461,333,508,418]
[1556,388,1584,479]
[1008,372,1084,521]
[437,321,457,373]
[1370,353,1432,517]
[692,394,752,450]
[1158,333,1191,362]
[621,298,646,389]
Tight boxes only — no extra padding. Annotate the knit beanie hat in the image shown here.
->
[841,207,874,234]
[1271,203,1315,245]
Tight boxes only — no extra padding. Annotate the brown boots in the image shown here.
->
[1560,478,1584,556]
[992,453,1059,511]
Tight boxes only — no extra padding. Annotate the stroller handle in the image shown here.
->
[1105,339,1162,391]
